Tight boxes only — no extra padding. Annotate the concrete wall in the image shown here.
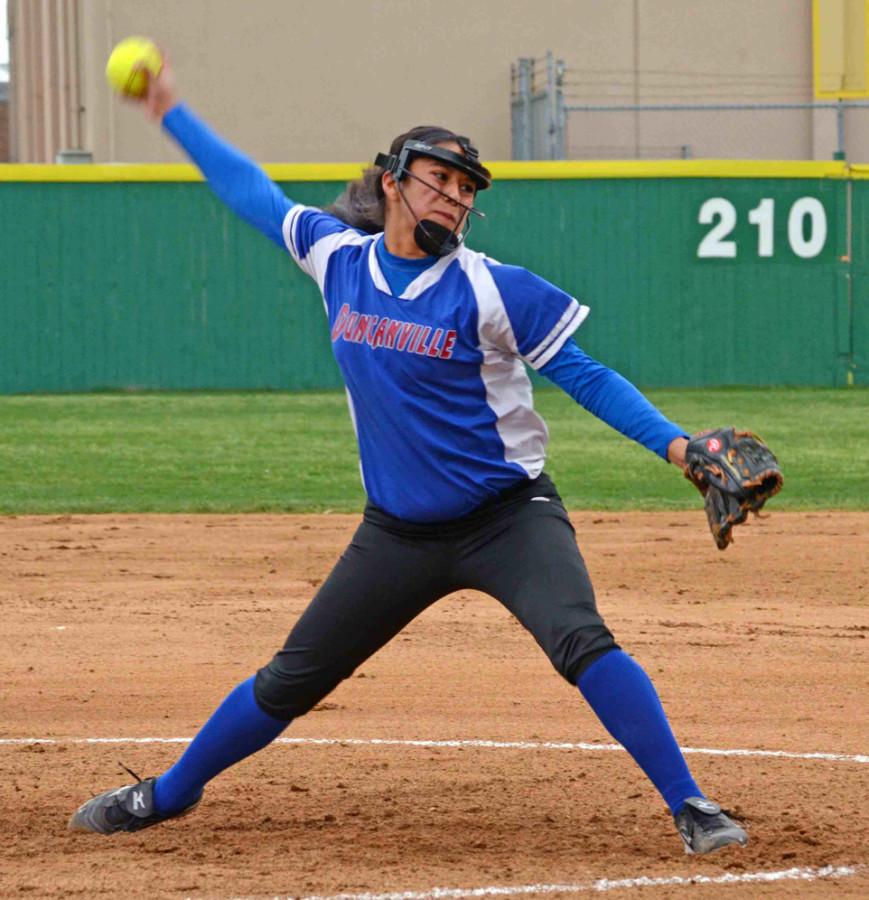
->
[7,0,847,164]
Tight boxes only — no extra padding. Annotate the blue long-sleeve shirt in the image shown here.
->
[539,341,685,460]
[163,104,293,248]
[163,102,684,519]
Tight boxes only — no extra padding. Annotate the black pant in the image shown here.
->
[254,473,617,720]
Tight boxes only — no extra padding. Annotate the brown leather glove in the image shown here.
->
[684,428,784,550]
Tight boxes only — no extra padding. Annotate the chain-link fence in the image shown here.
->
[511,52,869,161]
[511,55,566,160]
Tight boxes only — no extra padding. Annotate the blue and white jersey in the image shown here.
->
[161,102,685,524]
[282,205,588,522]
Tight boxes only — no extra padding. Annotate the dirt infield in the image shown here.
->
[1,511,866,899]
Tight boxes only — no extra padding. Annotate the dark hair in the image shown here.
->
[324,125,488,234]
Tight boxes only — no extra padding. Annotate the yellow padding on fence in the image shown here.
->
[0,160,861,182]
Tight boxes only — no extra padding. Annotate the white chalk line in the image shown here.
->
[226,864,866,900]
[4,738,864,896]
[0,735,867,764]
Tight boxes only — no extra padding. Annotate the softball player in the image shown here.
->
[69,57,747,855]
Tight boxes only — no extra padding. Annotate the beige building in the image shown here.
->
[0,81,8,161]
[5,0,865,164]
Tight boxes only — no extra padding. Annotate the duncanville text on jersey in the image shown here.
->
[331,303,458,359]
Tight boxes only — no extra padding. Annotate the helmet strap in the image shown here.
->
[395,178,473,258]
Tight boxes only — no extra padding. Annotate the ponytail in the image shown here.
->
[323,165,385,234]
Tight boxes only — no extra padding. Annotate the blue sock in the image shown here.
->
[153,675,289,814]
[577,649,702,815]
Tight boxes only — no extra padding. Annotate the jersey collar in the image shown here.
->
[368,237,461,300]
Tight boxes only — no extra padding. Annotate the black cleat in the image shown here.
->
[68,773,201,835]
[674,796,748,854]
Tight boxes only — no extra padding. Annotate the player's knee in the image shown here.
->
[557,625,619,685]
[253,654,353,721]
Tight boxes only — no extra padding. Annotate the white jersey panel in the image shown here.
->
[282,204,371,292]
[342,385,369,495]
[458,250,548,479]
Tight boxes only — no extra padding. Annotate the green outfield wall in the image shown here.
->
[1,160,866,392]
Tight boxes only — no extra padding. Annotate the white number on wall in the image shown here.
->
[788,197,827,258]
[697,197,827,259]
[748,198,775,257]
[697,198,737,258]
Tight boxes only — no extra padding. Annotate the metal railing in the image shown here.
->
[511,53,566,160]
[511,53,869,161]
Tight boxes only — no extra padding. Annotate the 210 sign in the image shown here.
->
[697,197,828,259]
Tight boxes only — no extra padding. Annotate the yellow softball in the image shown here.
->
[105,36,163,98]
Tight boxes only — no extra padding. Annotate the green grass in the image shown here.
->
[0,388,865,513]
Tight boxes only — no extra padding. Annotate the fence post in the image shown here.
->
[545,51,560,159]
[511,57,533,160]
[834,101,846,160]
[555,56,567,160]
